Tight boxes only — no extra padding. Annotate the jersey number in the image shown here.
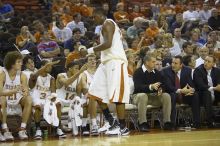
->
[65,93,74,100]
[40,93,47,99]
[8,94,17,100]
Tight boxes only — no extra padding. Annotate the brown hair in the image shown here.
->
[4,51,23,70]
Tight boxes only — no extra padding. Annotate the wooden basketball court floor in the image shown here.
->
[1,130,220,146]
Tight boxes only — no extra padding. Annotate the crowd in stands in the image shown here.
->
[0,0,220,141]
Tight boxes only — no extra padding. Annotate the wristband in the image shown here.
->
[87,47,94,54]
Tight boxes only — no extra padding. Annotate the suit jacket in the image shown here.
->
[161,66,194,94]
[193,64,220,97]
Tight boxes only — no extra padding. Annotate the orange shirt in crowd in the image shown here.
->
[129,12,144,21]
[60,14,73,26]
[65,51,81,67]
[160,6,175,15]
[70,4,81,14]
[80,5,93,17]
[175,4,186,14]
[113,11,129,21]
[145,27,159,39]
[16,35,28,48]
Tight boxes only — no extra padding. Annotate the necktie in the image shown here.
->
[175,72,182,103]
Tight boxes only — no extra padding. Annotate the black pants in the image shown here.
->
[170,92,200,125]
[199,91,214,123]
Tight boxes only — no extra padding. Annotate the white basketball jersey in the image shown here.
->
[84,70,94,88]
[3,68,22,104]
[56,73,78,101]
[100,19,127,64]
[32,74,52,100]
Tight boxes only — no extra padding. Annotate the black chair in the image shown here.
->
[8,28,20,36]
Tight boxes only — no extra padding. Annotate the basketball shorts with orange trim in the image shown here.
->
[88,60,130,104]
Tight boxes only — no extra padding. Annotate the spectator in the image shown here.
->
[148,34,163,50]
[155,58,163,71]
[183,2,200,22]
[37,31,61,60]
[133,55,173,132]
[16,26,36,50]
[181,42,194,56]
[195,46,209,67]
[113,2,130,24]
[120,28,129,49]
[52,20,72,44]
[129,5,144,21]
[206,42,215,55]
[193,55,220,127]
[208,8,220,31]
[162,56,200,128]
[163,33,181,57]
[170,13,186,34]
[199,3,211,24]
[102,2,114,20]
[126,49,136,95]
[157,14,169,32]
[64,28,87,54]
[183,55,196,70]
[190,31,204,48]
[33,20,56,43]
[65,43,87,67]
[201,23,211,41]
[173,28,187,49]
[127,17,144,39]
[145,20,159,39]
[66,13,86,35]
[208,31,220,51]
[0,0,14,20]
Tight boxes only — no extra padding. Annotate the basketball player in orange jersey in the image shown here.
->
[84,8,130,136]
[0,51,32,141]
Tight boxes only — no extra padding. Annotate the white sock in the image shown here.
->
[82,118,87,127]
[91,118,97,127]
[21,123,27,129]
[2,123,8,130]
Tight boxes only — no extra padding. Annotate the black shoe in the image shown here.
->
[82,124,90,136]
[191,123,201,129]
[120,127,130,136]
[109,119,120,131]
[207,122,218,128]
[139,122,150,132]
[163,122,174,131]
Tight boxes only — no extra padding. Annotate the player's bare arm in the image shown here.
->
[88,20,115,53]
[20,73,30,97]
[29,60,60,89]
[50,77,56,93]
[56,64,87,89]
[77,72,88,95]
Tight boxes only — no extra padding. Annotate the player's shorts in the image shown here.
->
[6,93,23,105]
[88,60,130,104]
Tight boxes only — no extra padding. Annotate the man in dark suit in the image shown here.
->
[193,55,220,127]
[133,55,172,132]
[161,56,200,128]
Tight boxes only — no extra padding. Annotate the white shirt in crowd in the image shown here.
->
[195,57,204,68]
[173,38,187,50]
[52,26,72,42]
[207,69,215,101]
[199,9,211,23]
[95,25,102,35]
[66,21,86,35]
[170,41,182,57]
[183,10,200,21]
